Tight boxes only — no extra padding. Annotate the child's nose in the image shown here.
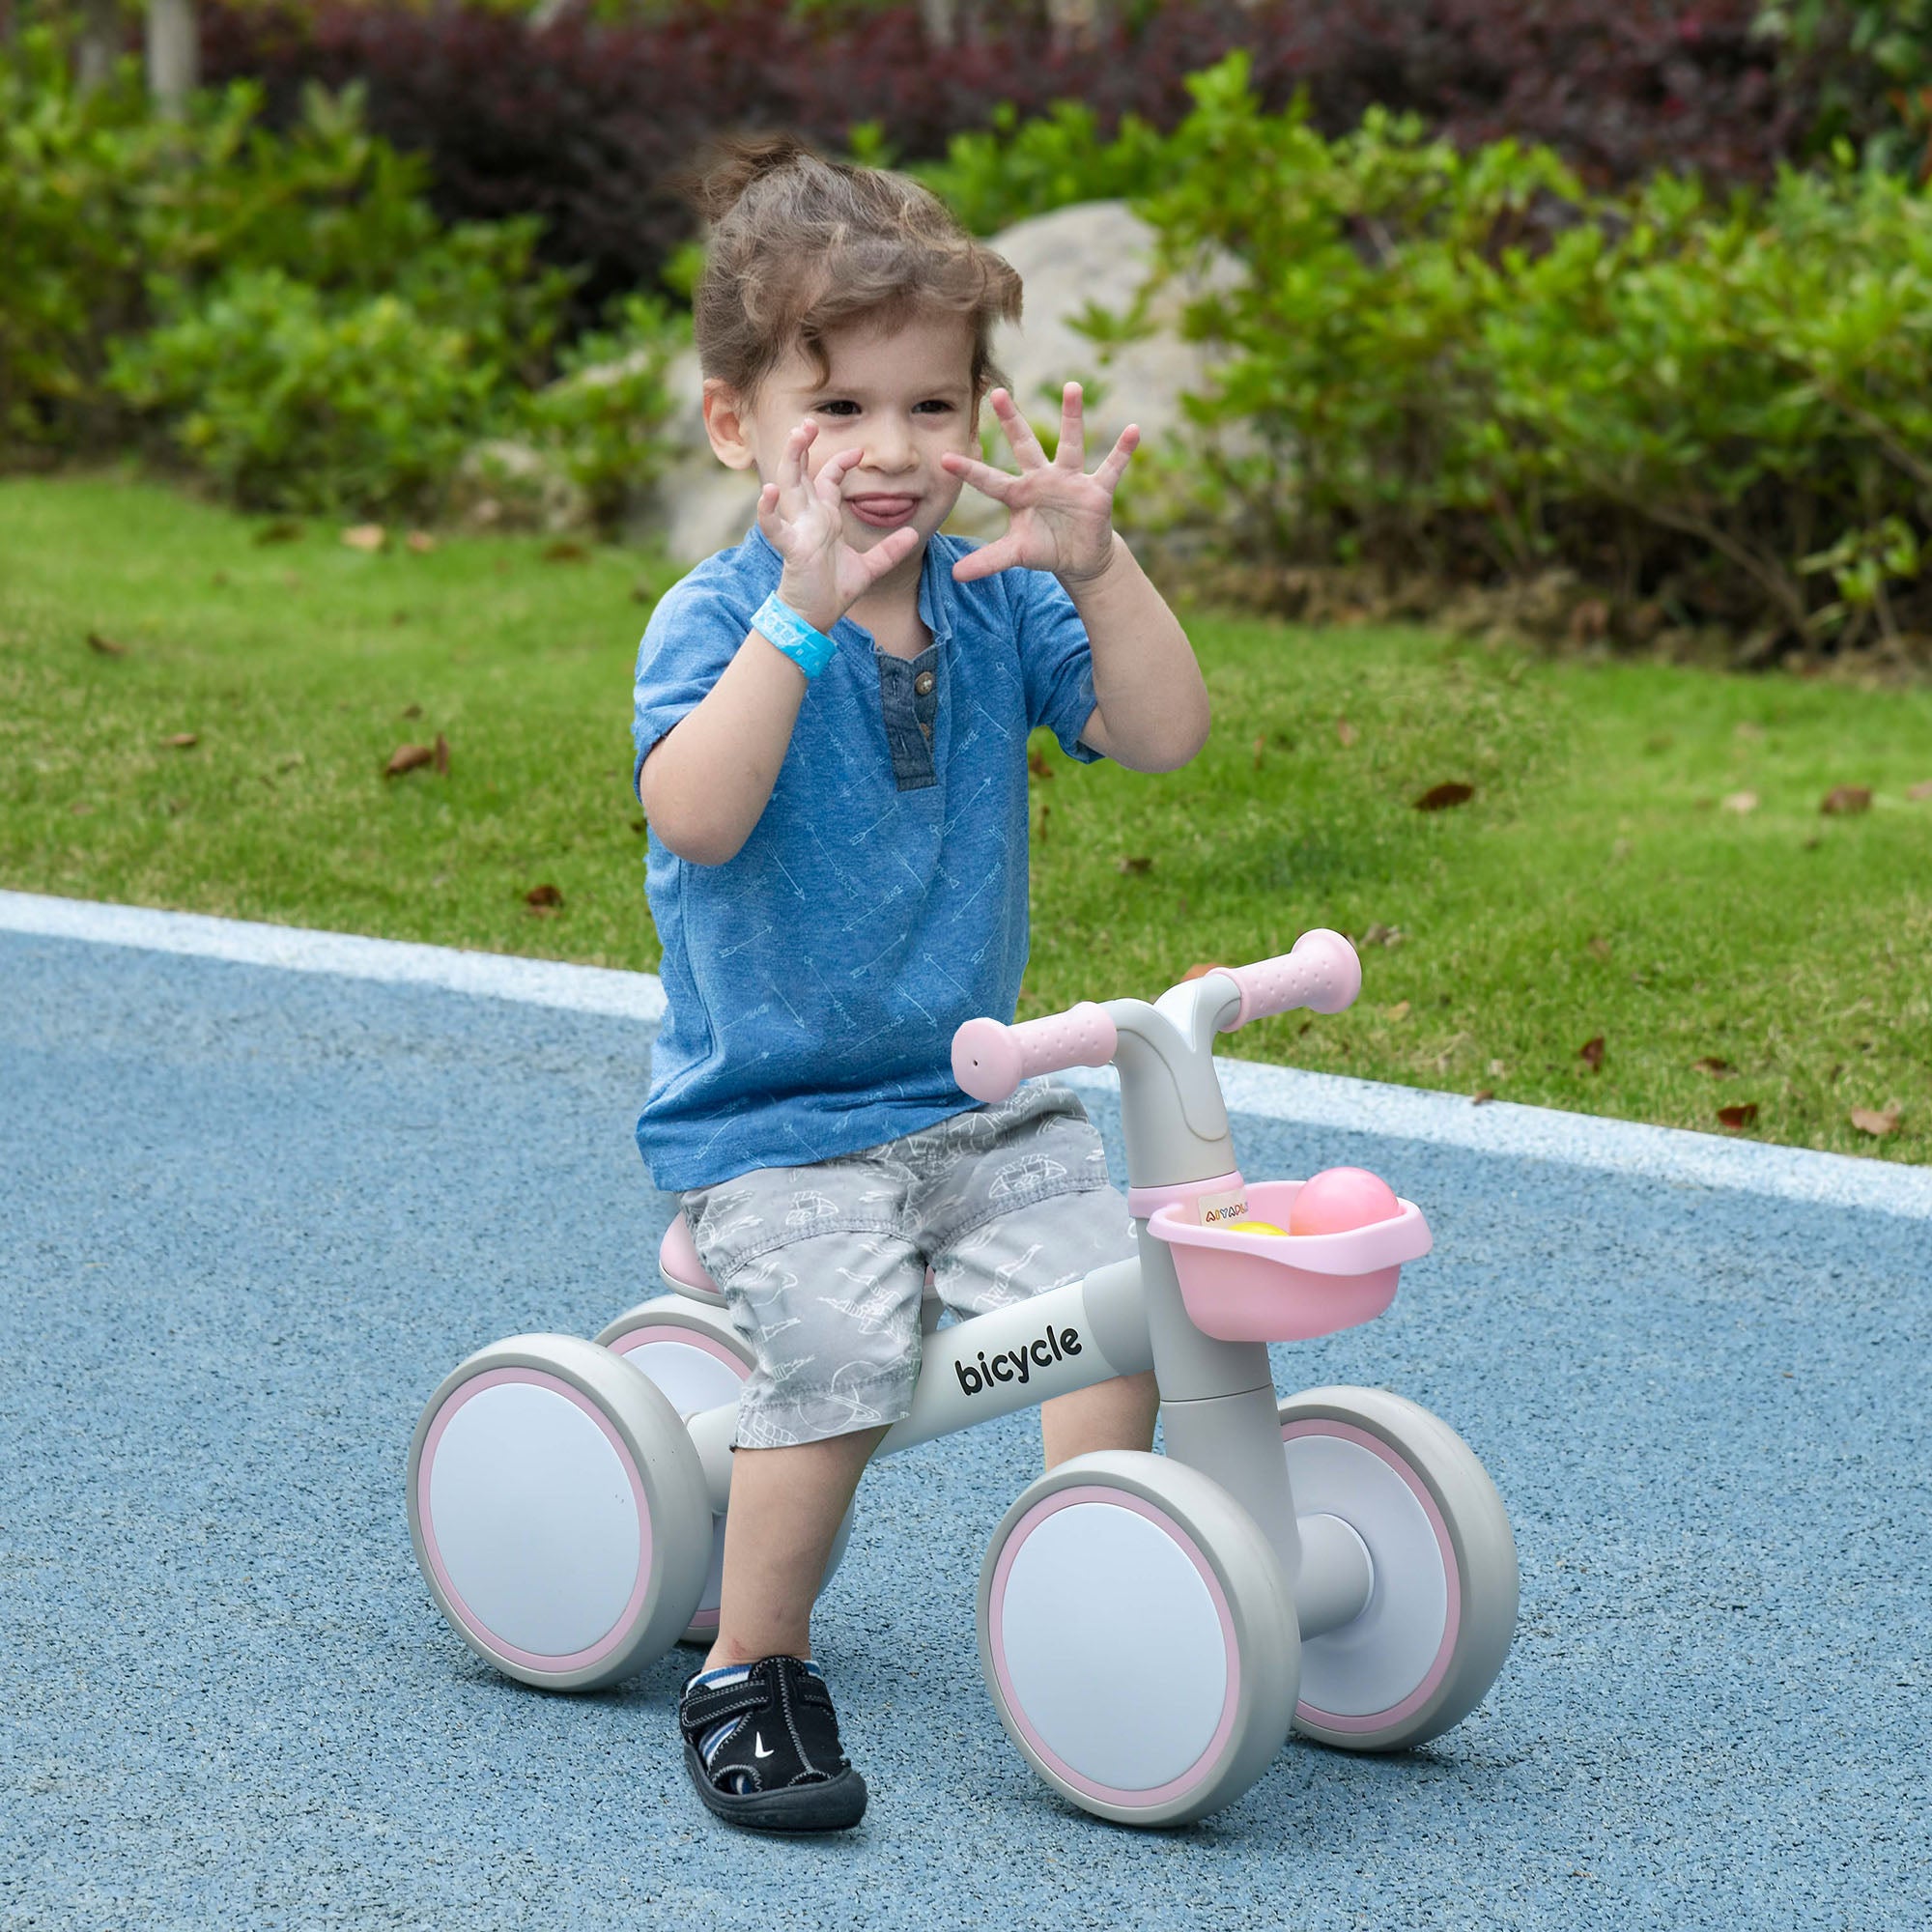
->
[865,421,916,472]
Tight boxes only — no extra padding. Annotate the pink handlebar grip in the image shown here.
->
[1216,928,1361,1028]
[952,1003,1119,1102]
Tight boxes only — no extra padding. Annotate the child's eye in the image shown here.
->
[814,400,953,416]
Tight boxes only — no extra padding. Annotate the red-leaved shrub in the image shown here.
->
[199,0,1826,327]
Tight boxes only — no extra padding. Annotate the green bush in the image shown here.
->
[104,270,510,518]
[518,292,692,532]
[884,99,1174,239]
[1,31,556,453]
[1094,50,1932,654]
[1756,0,1932,179]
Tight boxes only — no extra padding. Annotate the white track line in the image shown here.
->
[0,888,666,1024]
[5,889,1926,1220]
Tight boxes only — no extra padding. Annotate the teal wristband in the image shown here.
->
[753,590,838,679]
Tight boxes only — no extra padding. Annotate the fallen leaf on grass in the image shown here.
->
[1414,781,1475,811]
[1253,732,1266,771]
[1028,748,1054,780]
[406,530,437,554]
[401,703,422,719]
[1692,1056,1735,1077]
[1907,780,1932,802]
[1851,1106,1901,1137]
[1578,1035,1605,1071]
[1568,598,1609,643]
[341,524,387,553]
[525,883,564,915]
[1717,1102,1758,1129]
[1335,717,1358,748]
[1721,791,1758,814]
[1820,785,1871,815]
[1357,923,1405,949]
[1385,1000,1410,1021]
[1471,1089,1494,1106]
[86,631,129,657]
[542,539,588,563]
[384,743,436,778]
[164,732,199,750]
[433,732,449,776]
[1116,855,1152,875]
[1587,936,1612,960]
[253,519,302,545]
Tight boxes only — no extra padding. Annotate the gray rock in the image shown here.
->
[447,439,592,536]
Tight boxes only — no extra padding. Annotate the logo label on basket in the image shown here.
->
[1195,1186,1251,1227]
[953,1324,1081,1396]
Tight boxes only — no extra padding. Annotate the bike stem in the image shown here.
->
[1103,975,1307,1591]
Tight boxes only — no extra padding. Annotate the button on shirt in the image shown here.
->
[631,522,1104,1191]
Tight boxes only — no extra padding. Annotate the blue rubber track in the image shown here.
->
[2,920,1926,1930]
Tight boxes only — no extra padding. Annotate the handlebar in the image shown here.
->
[951,929,1361,1102]
[1209,926,1361,1029]
[952,1003,1118,1105]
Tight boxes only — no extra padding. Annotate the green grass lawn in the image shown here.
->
[5,470,1928,1164]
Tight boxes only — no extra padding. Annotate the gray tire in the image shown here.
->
[406,1332,711,1691]
[978,1450,1299,1827]
[1278,1386,1519,1750]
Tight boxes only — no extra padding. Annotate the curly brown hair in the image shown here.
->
[666,128,1025,413]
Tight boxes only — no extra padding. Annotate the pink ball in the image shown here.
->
[1288,1166,1402,1236]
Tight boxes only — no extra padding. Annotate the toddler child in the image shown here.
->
[633,130,1211,1833]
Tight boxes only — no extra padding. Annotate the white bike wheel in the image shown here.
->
[1278,1387,1518,1751]
[407,1333,711,1691]
[978,1450,1299,1828]
[595,1296,857,1646]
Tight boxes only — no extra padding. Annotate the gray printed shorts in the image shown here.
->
[679,1083,1138,1448]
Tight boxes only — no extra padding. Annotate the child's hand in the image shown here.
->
[757,422,923,633]
[942,383,1140,586]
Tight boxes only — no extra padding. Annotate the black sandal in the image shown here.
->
[678,1656,868,1833]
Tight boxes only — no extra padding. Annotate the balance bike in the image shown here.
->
[406,929,1520,1826]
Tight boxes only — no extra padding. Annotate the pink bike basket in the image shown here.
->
[1147,1179,1432,1343]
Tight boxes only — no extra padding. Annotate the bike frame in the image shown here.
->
[679,954,1377,1643]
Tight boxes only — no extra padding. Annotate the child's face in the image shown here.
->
[703,310,982,585]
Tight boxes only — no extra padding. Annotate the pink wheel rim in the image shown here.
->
[416,1367,654,1672]
[987,1486,1240,1807]
[605,1323,748,1376]
[1282,1417,1461,1731]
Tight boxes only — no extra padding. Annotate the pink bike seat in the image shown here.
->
[659,1213,724,1303]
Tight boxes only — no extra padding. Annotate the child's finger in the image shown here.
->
[1094,424,1140,493]
[865,527,921,581]
[1057,381,1084,469]
[783,420,814,498]
[818,447,863,499]
[943,451,1009,500]
[755,481,780,529]
[951,540,1009,582]
[991,389,1045,466]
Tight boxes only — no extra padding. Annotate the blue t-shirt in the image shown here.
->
[631,521,1103,1191]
